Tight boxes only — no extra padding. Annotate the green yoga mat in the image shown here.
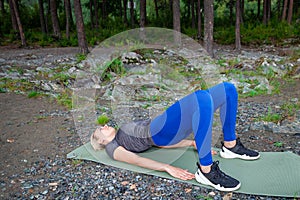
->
[67,143,300,198]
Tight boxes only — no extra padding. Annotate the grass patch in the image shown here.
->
[97,114,110,125]
[27,91,43,98]
[56,89,72,109]
[100,58,126,83]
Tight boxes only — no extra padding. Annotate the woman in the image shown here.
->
[91,82,260,191]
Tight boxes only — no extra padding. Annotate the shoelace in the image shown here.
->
[211,161,227,179]
[197,161,227,179]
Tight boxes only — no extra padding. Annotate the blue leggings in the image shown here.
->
[150,82,238,166]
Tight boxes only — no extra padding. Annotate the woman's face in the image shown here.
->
[95,125,116,144]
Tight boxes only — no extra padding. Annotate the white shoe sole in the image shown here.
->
[195,169,241,192]
[220,147,260,160]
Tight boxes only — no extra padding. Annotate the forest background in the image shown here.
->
[0,0,299,56]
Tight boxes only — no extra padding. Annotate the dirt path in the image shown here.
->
[0,93,77,188]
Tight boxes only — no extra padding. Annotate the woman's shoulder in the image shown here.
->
[105,138,119,159]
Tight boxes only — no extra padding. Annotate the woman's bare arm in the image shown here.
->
[113,146,195,180]
[160,140,217,155]
[158,139,194,149]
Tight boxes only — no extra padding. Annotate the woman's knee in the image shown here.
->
[194,90,214,107]
[223,82,238,96]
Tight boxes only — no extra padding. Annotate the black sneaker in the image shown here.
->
[195,161,241,192]
[220,138,260,160]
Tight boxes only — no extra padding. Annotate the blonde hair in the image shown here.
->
[90,129,106,151]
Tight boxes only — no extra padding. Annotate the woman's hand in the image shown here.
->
[165,165,195,180]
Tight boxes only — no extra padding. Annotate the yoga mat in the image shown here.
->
[67,143,300,198]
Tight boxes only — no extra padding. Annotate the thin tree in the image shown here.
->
[154,0,159,18]
[89,1,94,28]
[204,0,214,57]
[49,0,61,39]
[74,0,89,54]
[277,0,281,19]
[287,0,294,24]
[123,0,128,25]
[257,0,261,19]
[129,0,134,27]
[282,0,288,21]
[263,0,267,24]
[267,0,271,22]
[10,0,26,46]
[64,0,72,39]
[93,0,99,28]
[38,0,47,34]
[102,0,107,19]
[0,0,5,14]
[140,0,146,28]
[8,0,18,33]
[191,0,195,29]
[235,0,241,52]
[197,0,202,40]
[173,0,181,44]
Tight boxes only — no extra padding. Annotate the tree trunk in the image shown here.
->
[287,0,294,24]
[89,0,94,28]
[235,0,241,52]
[154,0,159,18]
[8,0,18,32]
[204,0,214,57]
[45,0,50,34]
[0,0,5,14]
[94,0,99,28]
[187,0,190,20]
[241,0,244,24]
[64,0,71,39]
[277,0,281,19]
[267,0,271,22]
[197,0,202,40]
[263,0,267,24]
[74,0,89,54]
[10,0,26,46]
[119,0,122,18]
[191,0,195,29]
[49,0,61,39]
[123,0,128,25]
[38,0,47,34]
[257,0,261,19]
[282,0,288,20]
[129,0,134,27]
[102,0,107,19]
[140,0,146,28]
[173,0,181,44]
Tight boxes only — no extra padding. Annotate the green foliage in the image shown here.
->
[76,54,87,63]
[281,101,300,118]
[56,90,72,109]
[0,78,35,93]
[215,21,299,46]
[101,58,126,82]
[273,141,283,148]
[28,91,43,98]
[97,115,110,125]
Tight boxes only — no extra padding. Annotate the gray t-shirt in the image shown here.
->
[105,119,154,159]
